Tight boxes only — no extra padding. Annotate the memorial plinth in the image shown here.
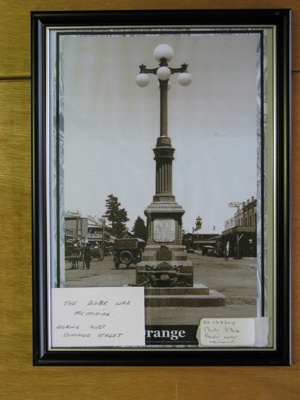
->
[136,135,225,307]
[139,135,191,267]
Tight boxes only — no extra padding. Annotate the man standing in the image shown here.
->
[83,244,91,269]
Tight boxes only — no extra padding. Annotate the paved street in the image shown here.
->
[65,252,258,324]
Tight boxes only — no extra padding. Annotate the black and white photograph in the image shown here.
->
[32,10,291,366]
[60,31,260,344]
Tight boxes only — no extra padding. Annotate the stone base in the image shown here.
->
[136,249,225,307]
[142,244,189,262]
[136,265,194,287]
[137,260,193,268]
[145,287,225,307]
[145,283,209,296]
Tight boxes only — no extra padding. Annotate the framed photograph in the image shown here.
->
[31,9,291,366]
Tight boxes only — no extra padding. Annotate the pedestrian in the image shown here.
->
[83,244,91,269]
[224,248,229,261]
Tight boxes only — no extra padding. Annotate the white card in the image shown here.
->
[51,287,145,347]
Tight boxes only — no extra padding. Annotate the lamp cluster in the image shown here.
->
[136,44,192,87]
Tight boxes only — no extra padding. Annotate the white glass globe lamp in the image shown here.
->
[156,66,171,81]
[153,44,174,62]
[178,72,192,86]
[136,73,150,87]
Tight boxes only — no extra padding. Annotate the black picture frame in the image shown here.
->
[31,9,291,366]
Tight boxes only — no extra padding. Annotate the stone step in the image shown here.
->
[145,290,225,307]
[145,284,209,296]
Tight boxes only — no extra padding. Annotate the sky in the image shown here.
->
[58,30,259,234]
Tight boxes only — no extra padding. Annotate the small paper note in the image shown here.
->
[198,318,256,346]
[51,287,145,348]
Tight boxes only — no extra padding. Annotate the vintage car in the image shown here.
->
[202,245,216,256]
[113,238,145,269]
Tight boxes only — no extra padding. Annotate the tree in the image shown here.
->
[102,194,129,238]
[132,216,147,241]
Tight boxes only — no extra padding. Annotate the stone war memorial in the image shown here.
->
[135,44,224,307]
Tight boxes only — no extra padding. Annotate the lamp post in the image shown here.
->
[101,218,106,254]
[136,44,192,138]
[136,44,191,203]
[135,44,192,263]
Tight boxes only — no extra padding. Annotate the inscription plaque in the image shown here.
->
[153,219,175,243]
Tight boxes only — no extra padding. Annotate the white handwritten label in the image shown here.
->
[51,287,145,348]
[198,318,255,346]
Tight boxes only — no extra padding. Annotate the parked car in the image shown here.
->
[202,245,216,256]
[186,247,195,254]
[113,238,145,269]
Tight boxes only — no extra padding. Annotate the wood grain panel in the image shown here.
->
[0,0,299,77]
[291,72,300,369]
[0,0,299,399]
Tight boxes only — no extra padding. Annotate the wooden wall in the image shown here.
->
[0,1,299,398]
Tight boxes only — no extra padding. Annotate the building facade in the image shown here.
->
[183,197,257,258]
[222,197,257,258]
[64,211,114,255]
